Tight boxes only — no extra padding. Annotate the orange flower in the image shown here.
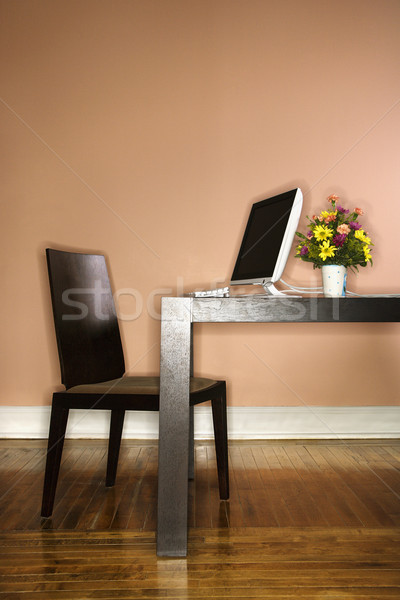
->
[327,194,339,203]
[354,207,364,215]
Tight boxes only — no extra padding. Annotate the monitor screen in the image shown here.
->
[230,188,303,293]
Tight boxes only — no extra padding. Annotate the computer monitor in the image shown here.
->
[230,188,303,296]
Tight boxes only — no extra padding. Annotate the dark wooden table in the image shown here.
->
[156,296,400,556]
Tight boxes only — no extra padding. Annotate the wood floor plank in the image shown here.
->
[0,445,81,531]
[268,445,315,526]
[59,447,110,530]
[97,446,145,530]
[108,446,143,529]
[124,446,156,530]
[227,445,253,527]
[236,446,278,527]
[322,445,398,526]
[280,444,329,526]
[0,448,43,510]
[192,444,212,528]
[47,446,107,530]
[303,445,372,526]
[290,444,346,526]
[350,444,400,511]
[250,446,293,526]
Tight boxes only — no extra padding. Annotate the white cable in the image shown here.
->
[280,280,399,298]
[280,278,323,292]
[280,278,322,290]
[346,290,400,297]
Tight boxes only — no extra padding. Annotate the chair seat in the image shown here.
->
[67,376,219,395]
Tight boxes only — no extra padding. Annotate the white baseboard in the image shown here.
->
[0,405,399,439]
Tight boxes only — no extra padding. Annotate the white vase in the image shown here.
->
[322,265,347,297]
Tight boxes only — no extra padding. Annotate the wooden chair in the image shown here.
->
[41,249,229,517]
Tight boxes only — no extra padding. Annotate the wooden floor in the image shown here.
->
[0,439,399,598]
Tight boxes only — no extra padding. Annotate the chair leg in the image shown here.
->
[41,404,69,518]
[211,384,229,500]
[106,409,125,487]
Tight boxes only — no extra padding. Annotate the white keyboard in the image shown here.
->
[188,287,230,298]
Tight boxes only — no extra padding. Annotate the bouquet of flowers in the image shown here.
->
[295,194,373,270]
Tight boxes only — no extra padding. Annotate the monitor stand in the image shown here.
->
[261,282,301,298]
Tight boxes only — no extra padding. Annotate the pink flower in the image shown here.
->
[354,207,364,215]
[327,194,339,203]
[332,233,347,247]
[337,223,351,235]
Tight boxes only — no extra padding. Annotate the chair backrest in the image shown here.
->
[46,249,125,389]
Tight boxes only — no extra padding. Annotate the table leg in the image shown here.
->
[188,405,194,480]
[188,322,194,480]
[157,297,192,557]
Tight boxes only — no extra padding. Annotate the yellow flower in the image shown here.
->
[363,235,371,244]
[320,210,337,219]
[319,241,337,261]
[363,245,372,262]
[314,225,334,242]
[354,229,371,244]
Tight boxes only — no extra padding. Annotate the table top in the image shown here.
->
[171,295,400,323]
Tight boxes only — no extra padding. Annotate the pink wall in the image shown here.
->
[1,0,399,407]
